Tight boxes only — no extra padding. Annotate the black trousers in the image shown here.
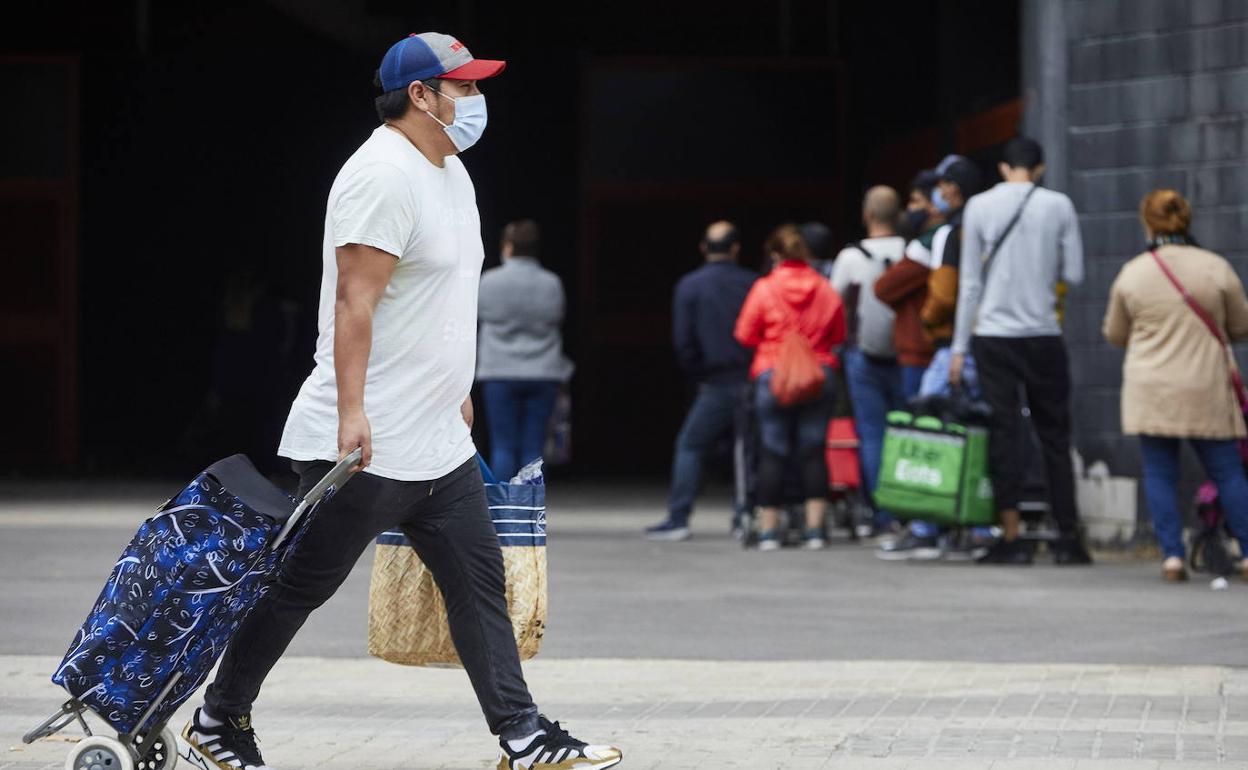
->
[204,456,539,738]
[972,336,1080,536]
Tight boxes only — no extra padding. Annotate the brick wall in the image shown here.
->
[1027,0,1248,477]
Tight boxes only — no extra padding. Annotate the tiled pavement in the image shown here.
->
[6,655,1248,769]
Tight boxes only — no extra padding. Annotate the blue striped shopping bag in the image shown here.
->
[366,456,547,666]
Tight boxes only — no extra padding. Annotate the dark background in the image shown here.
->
[1,0,1021,479]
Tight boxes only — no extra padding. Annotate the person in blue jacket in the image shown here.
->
[646,220,758,541]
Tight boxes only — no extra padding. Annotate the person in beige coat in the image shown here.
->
[1103,189,1248,582]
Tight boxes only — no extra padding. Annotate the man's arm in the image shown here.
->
[672,280,702,373]
[828,248,854,295]
[1061,197,1085,286]
[335,243,398,471]
[952,204,984,357]
[875,258,930,307]
[734,282,765,349]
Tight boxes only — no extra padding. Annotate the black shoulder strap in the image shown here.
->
[981,184,1037,284]
[851,240,893,267]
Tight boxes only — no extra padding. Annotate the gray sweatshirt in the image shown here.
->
[476,256,575,382]
[952,182,1084,354]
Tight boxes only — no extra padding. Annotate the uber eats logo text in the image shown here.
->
[892,437,951,488]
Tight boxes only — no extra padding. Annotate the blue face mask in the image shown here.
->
[426,90,488,152]
[931,187,951,214]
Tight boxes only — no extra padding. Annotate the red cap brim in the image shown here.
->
[443,59,507,81]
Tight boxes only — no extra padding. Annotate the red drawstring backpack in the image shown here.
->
[764,281,826,406]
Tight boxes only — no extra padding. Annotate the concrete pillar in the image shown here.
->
[1021,0,1068,193]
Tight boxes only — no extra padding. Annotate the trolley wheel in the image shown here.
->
[65,736,135,770]
[135,728,178,770]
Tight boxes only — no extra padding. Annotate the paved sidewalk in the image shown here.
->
[5,484,1248,666]
[5,655,1248,769]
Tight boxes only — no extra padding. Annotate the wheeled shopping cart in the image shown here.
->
[22,448,362,770]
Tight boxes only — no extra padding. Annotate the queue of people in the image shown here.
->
[478,136,1248,581]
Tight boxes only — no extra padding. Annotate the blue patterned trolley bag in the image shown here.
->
[24,449,361,770]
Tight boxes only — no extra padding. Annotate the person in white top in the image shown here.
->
[829,186,908,535]
[180,32,622,770]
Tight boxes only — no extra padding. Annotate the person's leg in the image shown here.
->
[732,381,754,529]
[1192,438,1248,555]
[398,457,539,739]
[517,380,559,473]
[844,349,891,516]
[919,349,953,398]
[906,357,948,542]
[665,384,740,526]
[972,337,1025,541]
[1020,337,1081,539]
[796,370,835,538]
[754,373,790,545]
[482,380,523,481]
[1138,435,1185,559]
[204,463,415,717]
[901,364,925,402]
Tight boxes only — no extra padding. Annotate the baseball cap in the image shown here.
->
[378,32,506,92]
[940,158,984,197]
[910,168,940,197]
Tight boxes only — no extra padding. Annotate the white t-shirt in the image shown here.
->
[829,236,905,358]
[278,126,483,481]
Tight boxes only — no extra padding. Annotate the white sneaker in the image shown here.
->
[180,708,273,770]
[498,716,622,769]
[757,533,781,552]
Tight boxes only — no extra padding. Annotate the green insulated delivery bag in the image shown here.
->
[873,411,995,527]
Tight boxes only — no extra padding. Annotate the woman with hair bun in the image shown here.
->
[736,224,846,551]
[1103,189,1248,581]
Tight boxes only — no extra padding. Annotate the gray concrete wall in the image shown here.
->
[1025,0,1248,477]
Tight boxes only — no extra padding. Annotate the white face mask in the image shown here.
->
[426,89,488,153]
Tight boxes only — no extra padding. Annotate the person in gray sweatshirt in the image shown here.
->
[950,137,1093,567]
[477,219,574,479]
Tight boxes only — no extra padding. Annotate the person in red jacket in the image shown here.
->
[735,224,847,551]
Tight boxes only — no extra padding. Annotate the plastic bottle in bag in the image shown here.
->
[511,458,544,486]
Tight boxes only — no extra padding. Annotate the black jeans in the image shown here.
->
[204,456,539,739]
[972,335,1080,535]
[754,368,836,506]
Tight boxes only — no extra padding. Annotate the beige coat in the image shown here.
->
[1103,244,1248,439]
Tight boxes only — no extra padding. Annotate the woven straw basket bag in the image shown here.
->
[367,463,547,667]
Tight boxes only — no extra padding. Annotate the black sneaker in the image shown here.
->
[180,708,271,770]
[976,538,1034,565]
[1053,536,1094,565]
[875,532,942,561]
[644,518,690,542]
[498,716,622,769]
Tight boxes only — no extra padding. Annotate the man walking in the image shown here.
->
[951,136,1092,566]
[647,221,756,541]
[180,32,621,770]
[830,187,907,533]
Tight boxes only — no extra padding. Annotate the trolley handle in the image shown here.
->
[273,447,363,548]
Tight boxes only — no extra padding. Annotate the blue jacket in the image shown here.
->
[672,261,757,384]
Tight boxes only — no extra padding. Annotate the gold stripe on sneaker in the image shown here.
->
[180,722,240,770]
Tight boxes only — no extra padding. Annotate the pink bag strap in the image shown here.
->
[1150,248,1248,407]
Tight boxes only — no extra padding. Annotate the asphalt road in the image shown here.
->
[1,480,1244,666]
